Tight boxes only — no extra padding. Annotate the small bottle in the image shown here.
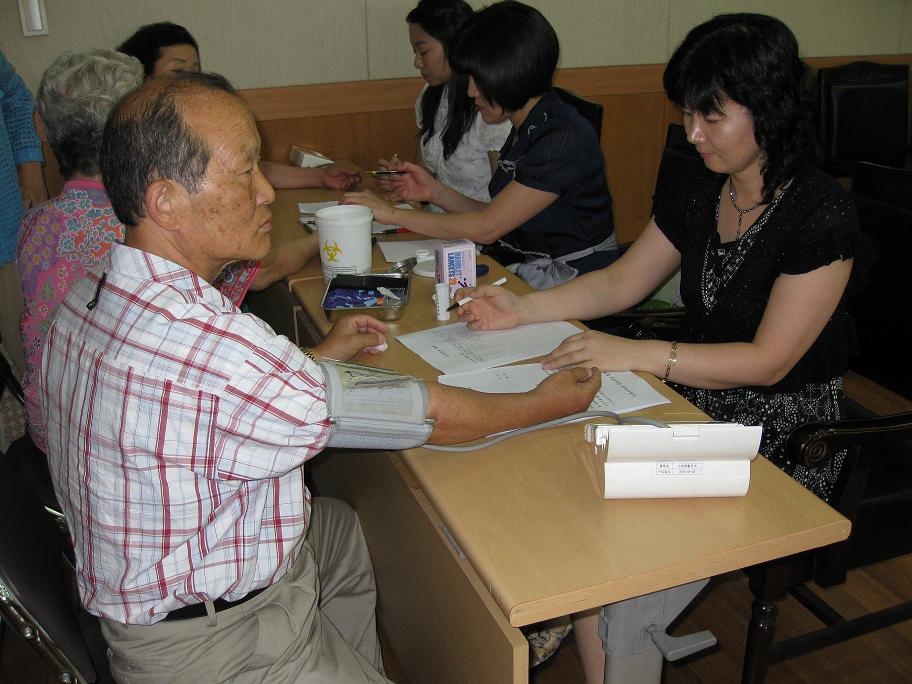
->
[434,282,451,321]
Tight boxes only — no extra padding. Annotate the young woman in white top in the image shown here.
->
[389,0,511,208]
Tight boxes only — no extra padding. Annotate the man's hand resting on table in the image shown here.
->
[312,315,389,361]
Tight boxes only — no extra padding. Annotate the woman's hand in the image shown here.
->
[320,164,362,191]
[541,329,639,372]
[375,160,436,204]
[313,315,389,361]
[339,189,396,224]
[456,285,529,331]
[373,155,407,194]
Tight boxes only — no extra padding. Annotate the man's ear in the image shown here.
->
[144,179,188,231]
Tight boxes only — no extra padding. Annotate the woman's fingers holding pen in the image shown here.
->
[456,285,525,331]
[378,155,403,170]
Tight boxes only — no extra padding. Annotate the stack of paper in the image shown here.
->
[397,322,669,414]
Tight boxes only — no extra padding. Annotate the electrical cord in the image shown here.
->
[422,411,669,452]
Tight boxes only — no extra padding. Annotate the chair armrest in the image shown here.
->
[844,370,912,417]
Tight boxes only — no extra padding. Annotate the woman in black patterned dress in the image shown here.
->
[456,13,860,681]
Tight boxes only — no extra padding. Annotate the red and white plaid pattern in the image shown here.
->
[41,242,331,625]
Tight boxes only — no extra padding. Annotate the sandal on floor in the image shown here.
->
[524,623,573,667]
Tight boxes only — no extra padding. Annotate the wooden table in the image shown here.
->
[268,189,851,683]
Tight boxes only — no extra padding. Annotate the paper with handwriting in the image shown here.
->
[438,364,669,413]
[395,321,580,374]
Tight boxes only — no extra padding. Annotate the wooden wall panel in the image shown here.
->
[38,56,912,243]
[365,109,421,172]
[257,113,373,169]
[600,92,668,243]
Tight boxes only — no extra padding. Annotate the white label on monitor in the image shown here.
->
[655,461,704,476]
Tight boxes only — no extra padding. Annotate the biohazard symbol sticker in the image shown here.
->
[322,240,343,263]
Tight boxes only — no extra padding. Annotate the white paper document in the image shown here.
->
[439,364,670,413]
[298,201,337,215]
[395,321,580,374]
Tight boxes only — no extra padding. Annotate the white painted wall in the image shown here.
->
[1,0,910,93]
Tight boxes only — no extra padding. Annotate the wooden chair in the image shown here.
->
[741,411,912,683]
[817,61,911,178]
[0,446,110,683]
[553,86,603,141]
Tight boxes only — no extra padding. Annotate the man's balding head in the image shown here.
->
[100,71,238,228]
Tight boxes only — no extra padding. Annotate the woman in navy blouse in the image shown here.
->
[343,1,618,288]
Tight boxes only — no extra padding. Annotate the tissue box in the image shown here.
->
[289,146,333,168]
[435,239,476,295]
[586,423,762,499]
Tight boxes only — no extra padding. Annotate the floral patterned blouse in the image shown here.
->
[17,179,258,451]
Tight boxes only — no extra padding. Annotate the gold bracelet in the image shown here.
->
[300,346,317,362]
[662,340,678,383]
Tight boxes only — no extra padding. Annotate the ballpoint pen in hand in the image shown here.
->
[447,276,507,311]
[364,170,406,176]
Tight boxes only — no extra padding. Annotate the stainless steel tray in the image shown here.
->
[321,273,411,321]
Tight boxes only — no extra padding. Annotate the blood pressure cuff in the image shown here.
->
[320,360,433,450]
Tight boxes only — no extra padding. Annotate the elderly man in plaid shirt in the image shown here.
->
[39,72,599,682]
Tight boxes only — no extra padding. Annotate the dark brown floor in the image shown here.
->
[529,556,912,684]
[4,555,912,683]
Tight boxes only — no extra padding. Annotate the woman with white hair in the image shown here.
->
[17,49,145,453]
[18,50,143,451]
[18,52,323,454]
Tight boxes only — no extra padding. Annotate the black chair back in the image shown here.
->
[850,159,912,209]
[818,61,911,176]
[847,162,912,400]
[553,86,603,141]
[653,123,704,200]
[0,446,104,683]
[0,349,24,405]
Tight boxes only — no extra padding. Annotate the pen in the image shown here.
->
[365,170,405,176]
[446,276,507,311]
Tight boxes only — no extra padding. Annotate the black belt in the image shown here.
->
[163,587,268,621]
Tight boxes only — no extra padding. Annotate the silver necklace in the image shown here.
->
[704,187,788,311]
[728,176,762,236]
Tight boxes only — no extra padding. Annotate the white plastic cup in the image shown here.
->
[315,205,373,281]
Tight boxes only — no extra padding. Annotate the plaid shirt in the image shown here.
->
[41,242,331,625]
[17,180,260,453]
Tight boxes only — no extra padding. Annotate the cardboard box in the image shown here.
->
[435,239,476,295]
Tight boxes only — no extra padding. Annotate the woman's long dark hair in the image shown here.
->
[664,13,816,202]
[407,0,476,159]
